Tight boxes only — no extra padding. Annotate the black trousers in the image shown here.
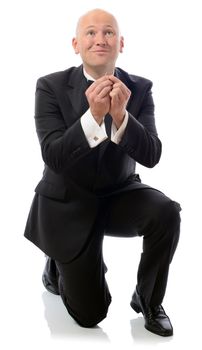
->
[44,188,181,327]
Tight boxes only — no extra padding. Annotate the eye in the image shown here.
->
[105,30,114,37]
[86,30,96,36]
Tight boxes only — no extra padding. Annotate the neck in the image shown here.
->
[83,64,115,79]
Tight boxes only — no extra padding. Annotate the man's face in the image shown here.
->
[72,10,124,71]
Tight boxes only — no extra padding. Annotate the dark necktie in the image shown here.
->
[104,114,112,138]
[87,79,93,87]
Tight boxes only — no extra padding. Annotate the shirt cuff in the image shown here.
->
[80,109,108,148]
[111,111,129,144]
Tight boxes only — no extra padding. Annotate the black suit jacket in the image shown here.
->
[24,65,162,262]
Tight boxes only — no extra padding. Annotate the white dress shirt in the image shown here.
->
[80,69,129,148]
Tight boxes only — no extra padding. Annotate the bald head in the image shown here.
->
[72,8,124,78]
[75,9,121,38]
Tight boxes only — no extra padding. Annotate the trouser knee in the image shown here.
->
[153,198,181,234]
[166,200,181,258]
[164,200,181,240]
[153,199,181,259]
[143,198,181,252]
[64,297,110,328]
[74,306,109,328]
[58,275,111,328]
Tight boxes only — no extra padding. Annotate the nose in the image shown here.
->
[95,31,107,46]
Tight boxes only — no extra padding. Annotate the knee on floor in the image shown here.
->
[72,305,109,328]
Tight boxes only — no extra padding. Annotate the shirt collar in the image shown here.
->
[83,68,95,82]
[83,67,115,82]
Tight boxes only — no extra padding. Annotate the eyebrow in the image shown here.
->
[85,25,114,30]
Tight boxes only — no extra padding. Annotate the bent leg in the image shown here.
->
[55,230,111,327]
[136,193,181,306]
[105,188,181,306]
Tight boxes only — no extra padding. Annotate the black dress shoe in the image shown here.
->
[42,273,60,295]
[130,289,173,337]
[42,257,60,295]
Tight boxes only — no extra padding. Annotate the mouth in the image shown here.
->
[90,50,109,53]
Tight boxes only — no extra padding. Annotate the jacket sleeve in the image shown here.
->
[34,77,91,173]
[119,81,162,168]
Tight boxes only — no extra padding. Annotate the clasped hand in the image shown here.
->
[85,75,131,129]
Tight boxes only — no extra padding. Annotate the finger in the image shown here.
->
[111,88,131,104]
[90,75,111,89]
[96,75,111,83]
[88,79,113,96]
[108,75,120,84]
[97,86,113,99]
[110,86,125,100]
[109,90,122,104]
[89,87,112,104]
[112,82,131,96]
[111,85,125,98]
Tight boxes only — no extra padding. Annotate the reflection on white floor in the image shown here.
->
[2,209,202,349]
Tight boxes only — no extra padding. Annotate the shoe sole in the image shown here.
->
[42,275,60,295]
[130,300,141,313]
[145,324,173,337]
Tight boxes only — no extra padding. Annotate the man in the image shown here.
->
[24,8,181,336]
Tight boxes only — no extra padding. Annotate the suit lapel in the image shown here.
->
[115,67,136,113]
[65,65,90,119]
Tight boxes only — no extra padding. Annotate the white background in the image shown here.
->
[1,0,201,349]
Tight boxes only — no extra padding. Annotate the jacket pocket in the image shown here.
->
[35,180,67,200]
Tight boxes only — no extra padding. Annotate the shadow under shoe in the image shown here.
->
[130,289,173,337]
[42,257,60,295]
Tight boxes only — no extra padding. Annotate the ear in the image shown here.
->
[119,36,124,53]
[72,37,80,54]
